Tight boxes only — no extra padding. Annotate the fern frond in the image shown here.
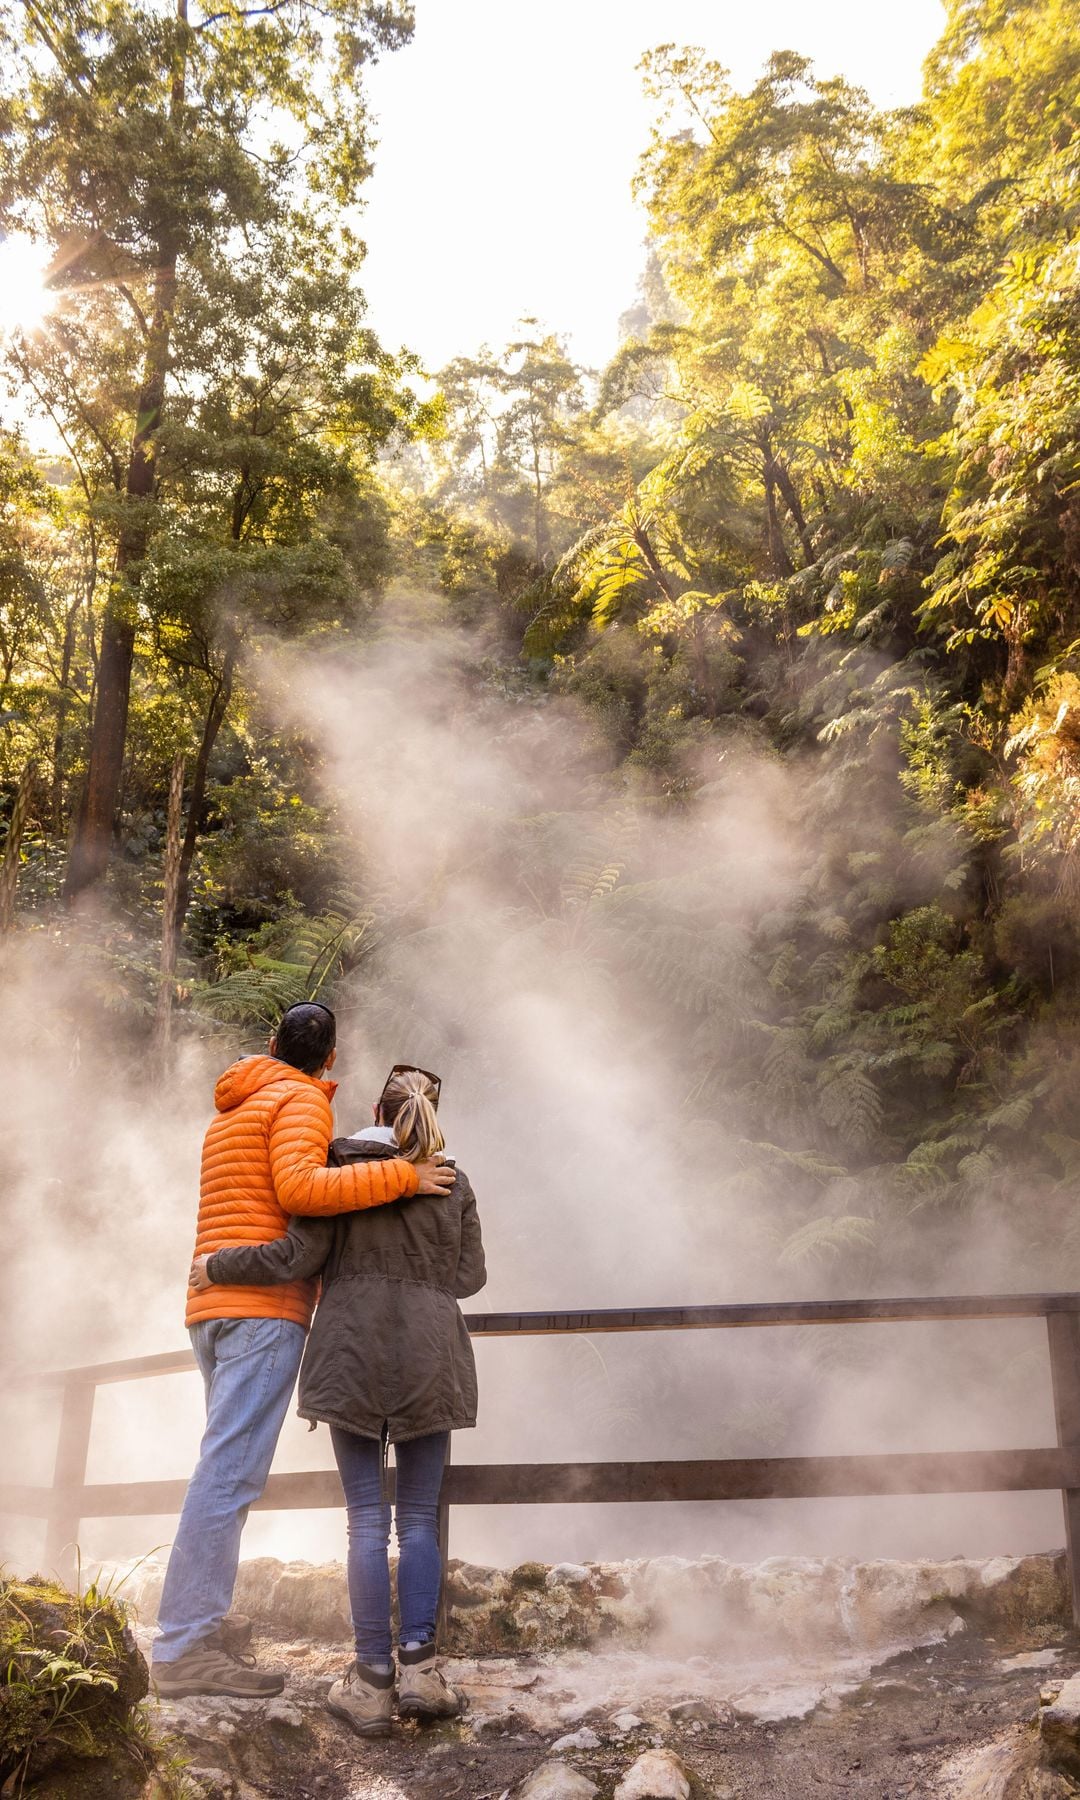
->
[779,1214,876,1266]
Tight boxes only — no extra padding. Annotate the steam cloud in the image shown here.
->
[0,593,1066,1575]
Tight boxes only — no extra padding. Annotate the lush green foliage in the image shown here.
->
[1,0,1080,1286]
[417,0,1080,1279]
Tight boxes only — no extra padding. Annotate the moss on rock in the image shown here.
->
[0,1573,159,1796]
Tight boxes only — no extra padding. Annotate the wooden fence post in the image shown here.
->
[1047,1309,1080,1628]
[44,1378,96,1588]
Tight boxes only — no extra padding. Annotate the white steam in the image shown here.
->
[0,595,1068,1576]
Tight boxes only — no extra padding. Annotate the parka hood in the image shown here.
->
[214,1054,337,1114]
[336,1125,455,1163]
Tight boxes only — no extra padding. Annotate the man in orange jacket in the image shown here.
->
[152,1001,455,1699]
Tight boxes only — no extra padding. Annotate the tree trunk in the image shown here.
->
[0,762,36,930]
[631,520,676,600]
[771,457,814,565]
[50,598,81,831]
[172,648,235,946]
[764,463,794,579]
[532,426,546,565]
[64,0,187,901]
[152,751,185,1061]
[1003,605,1030,711]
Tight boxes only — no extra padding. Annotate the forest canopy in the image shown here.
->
[1,0,1080,1287]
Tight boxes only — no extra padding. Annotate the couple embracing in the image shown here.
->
[150,1001,486,1739]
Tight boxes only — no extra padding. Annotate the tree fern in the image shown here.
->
[193,909,376,1031]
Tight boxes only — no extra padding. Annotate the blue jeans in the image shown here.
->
[154,1318,306,1663]
[331,1427,449,1665]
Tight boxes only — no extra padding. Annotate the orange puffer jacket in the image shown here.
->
[186,1055,420,1329]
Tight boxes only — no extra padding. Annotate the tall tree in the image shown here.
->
[0,0,413,896]
[495,330,583,565]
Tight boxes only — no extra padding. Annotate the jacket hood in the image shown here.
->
[333,1134,402,1162]
[341,1125,454,1161]
[215,1054,338,1114]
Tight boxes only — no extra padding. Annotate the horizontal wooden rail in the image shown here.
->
[11,1293,1080,1389]
[6,1449,1080,1526]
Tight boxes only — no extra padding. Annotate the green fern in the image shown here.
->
[779,1214,877,1266]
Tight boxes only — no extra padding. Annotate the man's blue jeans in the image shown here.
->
[154,1317,306,1664]
[331,1426,449,1665]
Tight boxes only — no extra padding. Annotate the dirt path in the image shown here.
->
[153,1625,1077,1799]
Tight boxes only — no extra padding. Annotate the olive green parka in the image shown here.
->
[206,1133,485,1443]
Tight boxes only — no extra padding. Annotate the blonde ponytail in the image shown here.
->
[381,1068,444,1163]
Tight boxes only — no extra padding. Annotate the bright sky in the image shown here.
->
[358,0,947,375]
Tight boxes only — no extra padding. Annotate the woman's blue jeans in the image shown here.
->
[331,1426,449,1665]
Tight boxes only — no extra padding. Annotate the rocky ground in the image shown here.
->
[127,1552,1080,1799]
[146,1630,1080,1799]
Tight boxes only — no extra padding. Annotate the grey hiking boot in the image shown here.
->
[152,1628,285,1700]
[396,1643,462,1720]
[327,1661,395,1738]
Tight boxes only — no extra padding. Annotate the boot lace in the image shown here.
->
[209,1629,257,1669]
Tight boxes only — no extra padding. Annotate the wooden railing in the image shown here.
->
[4,1294,1080,1625]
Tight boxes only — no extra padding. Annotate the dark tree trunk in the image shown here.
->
[152,750,185,1061]
[764,464,794,579]
[0,761,36,929]
[771,458,814,565]
[64,275,176,898]
[50,598,81,831]
[64,0,186,900]
[172,648,235,946]
[631,521,676,600]
[533,447,546,566]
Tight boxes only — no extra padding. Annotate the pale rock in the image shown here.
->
[264,1699,304,1728]
[514,1763,599,1799]
[120,1547,1073,1658]
[1041,1673,1080,1774]
[613,1749,692,1800]
[550,1728,602,1752]
[610,1710,646,1734]
[942,1730,1078,1797]
[668,1698,722,1725]
[548,1564,593,1587]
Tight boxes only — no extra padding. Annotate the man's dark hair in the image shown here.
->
[274,1001,336,1075]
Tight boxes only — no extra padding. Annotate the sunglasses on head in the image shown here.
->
[378,1062,442,1110]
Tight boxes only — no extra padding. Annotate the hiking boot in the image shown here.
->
[326,1661,395,1738]
[396,1643,462,1720]
[152,1630,285,1700]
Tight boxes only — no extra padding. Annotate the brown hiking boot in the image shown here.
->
[396,1643,462,1720]
[327,1661,394,1738]
[152,1629,285,1700]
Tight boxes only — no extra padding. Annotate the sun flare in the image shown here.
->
[0,233,54,337]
